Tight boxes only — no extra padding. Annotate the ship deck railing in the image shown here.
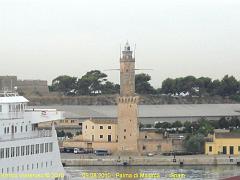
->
[0,129,53,142]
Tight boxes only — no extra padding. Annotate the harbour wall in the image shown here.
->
[61,155,240,166]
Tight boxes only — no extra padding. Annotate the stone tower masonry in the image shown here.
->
[117,42,139,154]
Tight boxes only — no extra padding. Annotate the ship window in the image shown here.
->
[6,148,10,158]
[31,145,34,155]
[45,143,49,153]
[36,144,39,154]
[21,146,25,156]
[11,147,15,157]
[49,143,53,152]
[16,147,20,156]
[40,144,44,153]
[26,145,30,155]
[0,148,4,159]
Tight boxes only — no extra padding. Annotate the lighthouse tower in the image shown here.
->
[117,42,139,154]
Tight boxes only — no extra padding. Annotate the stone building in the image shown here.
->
[0,76,49,96]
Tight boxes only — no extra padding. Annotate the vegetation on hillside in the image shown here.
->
[49,70,240,101]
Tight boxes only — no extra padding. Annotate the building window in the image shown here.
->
[143,146,146,150]
[124,136,126,139]
[92,126,94,129]
[100,126,103,129]
[124,129,126,132]
[92,135,94,141]
[21,126,23,132]
[100,135,103,138]
[209,146,212,152]
[15,126,17,133]
[108,126,111,129]
[71,120,74,123]
[25,125,28,132]
[145,135,147,139]
[85,125,87,129]
[0,105,2,112]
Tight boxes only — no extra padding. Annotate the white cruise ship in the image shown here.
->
[0,91,70,180]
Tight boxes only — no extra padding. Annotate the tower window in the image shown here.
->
[100,126,103,129]
[145,135,147,139]
[108,126,111,129]
[124,129,126,132]
[100,135,103,138]
[209,146,212,152]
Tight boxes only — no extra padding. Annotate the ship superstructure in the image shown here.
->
[0,91,70,180]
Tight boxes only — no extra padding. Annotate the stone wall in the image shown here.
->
[0,76,49,96]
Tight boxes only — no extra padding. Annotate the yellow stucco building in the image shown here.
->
[205,133,240,155]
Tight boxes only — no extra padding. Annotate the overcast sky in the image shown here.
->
[0,0,240,87]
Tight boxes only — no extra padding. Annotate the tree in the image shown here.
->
[184,134,205,153]
[51,75,77,95]
[197,118,214,136]
[218,117,229,129]
[135,73,156,94]
[196,77,212,96]
[172,121,182,128]
[183,121,193,133]
[101,81,120,94]
[219,75,239,96]
[161,78,175,94]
